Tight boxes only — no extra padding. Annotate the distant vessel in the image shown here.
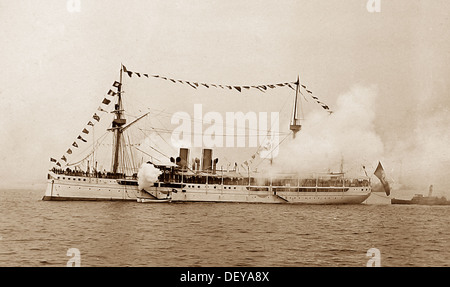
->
[43,65,372,204]
[391,185,450,206]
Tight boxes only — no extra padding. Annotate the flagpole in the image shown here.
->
[290,75,302,138]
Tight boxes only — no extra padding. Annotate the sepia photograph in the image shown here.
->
[0,0,449,277]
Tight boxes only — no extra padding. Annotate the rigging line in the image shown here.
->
[252,89,292,156]
[135,127,173,159]
[134,147,156,162]
[66,132,109,167]
[132,105,292,135]
[127,133,136,173]
[123,108,166,123]
[137,127,291,137]
[299,90,305,121]
[138,126,177,158]
[148,112,276,134]
[139,119,294,134]
[135,145,172,161]
[136,127,170,157]
[123,112,139,119]
[253,131,294,169]
[153,116,179,154]
[122,137,132,174]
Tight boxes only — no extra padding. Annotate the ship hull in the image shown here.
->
[143,185,371,205]
[43,173,140,201]
[44,172,370,204]
[391,198,450,205]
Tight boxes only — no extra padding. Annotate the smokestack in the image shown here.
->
[179,148,189,169]
[202,149,212,172]
[213,158,218,174]
[195,158,200,171]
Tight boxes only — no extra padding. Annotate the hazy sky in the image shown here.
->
[1,0,449,193]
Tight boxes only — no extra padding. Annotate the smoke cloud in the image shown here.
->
[272,85,384,177]
[388,107,450,195]
[137,163,162,190]
[269,84,450,197]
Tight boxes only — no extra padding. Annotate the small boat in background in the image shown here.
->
[391,185,450,206]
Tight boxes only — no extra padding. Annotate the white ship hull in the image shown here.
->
[44,172,370,204]
[142,184,371,205]
[43,172,140,201]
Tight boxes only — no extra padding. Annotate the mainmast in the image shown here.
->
[290,75,302,138]
[112,65,127,174]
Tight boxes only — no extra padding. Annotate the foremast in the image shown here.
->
[111,65,126,174]
[109,65,149,176]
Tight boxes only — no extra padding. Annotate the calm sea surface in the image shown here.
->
[0,189,449,267]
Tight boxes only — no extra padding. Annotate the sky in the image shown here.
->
[0,0,449,196]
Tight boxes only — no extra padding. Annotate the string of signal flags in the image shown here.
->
[50,64,333,167]
[49,80,120,167]
[121,64,332,112]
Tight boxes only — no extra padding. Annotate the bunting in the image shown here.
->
[53,67,334,169]
[112,81,121,88]
[54,85,115,167]
[77,135,87,143]
[93,113,100,122]
[121,64,333,112]
[98,106,108,113]
[121,64,297,94]
[107,89,117,97]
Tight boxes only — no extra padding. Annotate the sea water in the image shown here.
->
[0,189,449,267]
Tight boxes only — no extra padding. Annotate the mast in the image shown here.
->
[290,75,302,138]
[112,64,127,174]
